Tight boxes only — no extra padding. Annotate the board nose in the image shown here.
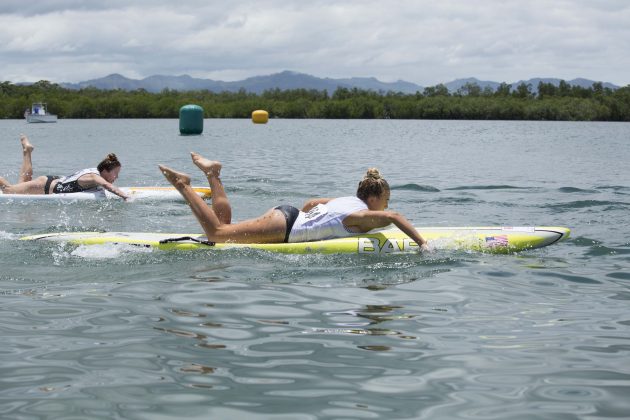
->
[543,227,571,244]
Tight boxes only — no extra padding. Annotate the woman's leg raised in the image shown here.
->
[0,136,47,194]
[0,176,48,194]
[1,134,35,190]
[191,152,231,224]
[159,164,286,243]
[19,134,35,183]
[159,165,222,236]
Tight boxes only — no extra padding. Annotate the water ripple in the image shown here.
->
[2,119,629,419]
[543,199,630,211]
[391,183,440,192]
[446,185,527,191]
[558,186,600,193]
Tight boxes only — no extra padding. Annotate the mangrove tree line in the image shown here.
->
[2,80,630,121]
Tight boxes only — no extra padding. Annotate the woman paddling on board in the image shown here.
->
[0,134,129,200]
[158,152,429,251]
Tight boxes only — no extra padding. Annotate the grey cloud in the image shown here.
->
[1,0,629,86]
[0,0,184,15]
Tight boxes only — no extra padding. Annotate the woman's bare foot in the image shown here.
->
[191,152,222,177]
[0,177,10,189]
[20,134,34,153]
[158,165,191,189]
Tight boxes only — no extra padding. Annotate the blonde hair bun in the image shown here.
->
[365,168,382,180]
[357,167,389,201]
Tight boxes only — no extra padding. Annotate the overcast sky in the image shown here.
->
[1,0,628,86]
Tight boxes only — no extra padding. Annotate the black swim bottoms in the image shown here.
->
[44,176,60,194]
[275,205,300,243]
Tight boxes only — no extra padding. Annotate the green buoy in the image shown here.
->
[179,104,204,135]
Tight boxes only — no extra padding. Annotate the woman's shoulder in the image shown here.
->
[330,195,361,202]
[329,196,367,210]
[76,168,100,176]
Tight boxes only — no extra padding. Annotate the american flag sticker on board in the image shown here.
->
[485,235,509,247]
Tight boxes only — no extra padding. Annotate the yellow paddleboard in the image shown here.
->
[21,226,570,255]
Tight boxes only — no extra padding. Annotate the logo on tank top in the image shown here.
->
[304,204,327,220]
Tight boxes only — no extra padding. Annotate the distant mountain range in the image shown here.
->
[58,71,620,94]
[444,77,619,94]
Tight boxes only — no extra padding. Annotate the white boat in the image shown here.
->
[24,103,57,123]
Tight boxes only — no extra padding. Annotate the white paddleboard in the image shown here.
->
[0,186,211,202]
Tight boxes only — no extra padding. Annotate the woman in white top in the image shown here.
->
[159,152,428,251]
[0,134,129,200]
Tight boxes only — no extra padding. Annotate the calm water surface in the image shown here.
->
[1,119,629,419]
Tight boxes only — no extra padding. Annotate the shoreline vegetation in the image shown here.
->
[2,80,629,121]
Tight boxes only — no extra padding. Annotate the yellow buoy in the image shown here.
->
[252,109,269,124]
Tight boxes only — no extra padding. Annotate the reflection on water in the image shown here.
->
[1,119,629,418]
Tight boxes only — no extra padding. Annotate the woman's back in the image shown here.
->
[288,196,367,242]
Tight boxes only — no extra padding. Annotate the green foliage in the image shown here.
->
[1,79,629,121]
[495,83,512,97]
